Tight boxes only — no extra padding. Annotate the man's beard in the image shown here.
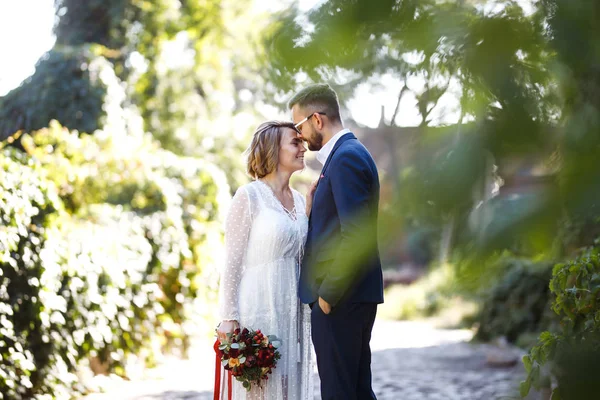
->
[307,132,323,151]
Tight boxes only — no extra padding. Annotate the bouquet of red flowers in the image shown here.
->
[217,327,281,391]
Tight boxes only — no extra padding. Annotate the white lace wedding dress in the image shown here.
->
[218,180,313,400]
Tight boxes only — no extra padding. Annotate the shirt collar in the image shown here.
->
[316,128,351,165]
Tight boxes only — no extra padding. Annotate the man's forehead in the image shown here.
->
[291,104,306,115]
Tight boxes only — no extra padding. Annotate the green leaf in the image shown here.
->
[539,331,554,343]
[519,379,531,398]
[550,388,562,400]
[522,355,532,373]
[532,365,540,385]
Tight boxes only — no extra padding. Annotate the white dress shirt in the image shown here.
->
[316,128,351,165]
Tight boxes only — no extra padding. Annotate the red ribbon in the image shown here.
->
[214,339,232,400]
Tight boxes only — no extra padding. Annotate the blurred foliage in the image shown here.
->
[265,0,600,283]
[0,146,65,399]
[267,6,600,399]
[124,0,227,153]
[54,0,128,48]
[0,0,300,398]
[0,121,229,399]
[0,0,273,191]
[264,0,556,131]
[378,263,469,321]
[0,48,108,138]
[522,240,600,398]
[473,256,554,344]
[0,0,134,139]
[0,0,288,396]
[265,0,559,237]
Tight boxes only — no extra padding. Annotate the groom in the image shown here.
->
[290,84,384,400]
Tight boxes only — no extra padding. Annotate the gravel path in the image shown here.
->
[83,320,539,400]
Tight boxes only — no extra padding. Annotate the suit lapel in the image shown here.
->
[306,132,356,261]
[307,133,356,223]
[320,132,356,176]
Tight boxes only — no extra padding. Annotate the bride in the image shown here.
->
[217,121,315,399]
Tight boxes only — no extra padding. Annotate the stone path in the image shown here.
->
[83,320,540,400]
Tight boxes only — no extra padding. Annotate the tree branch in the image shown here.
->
[390,82,409,126]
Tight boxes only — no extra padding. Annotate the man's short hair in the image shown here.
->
[287,83,342,124]
[246,121,297,179]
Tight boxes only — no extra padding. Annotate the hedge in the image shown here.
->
[0,121,229,399]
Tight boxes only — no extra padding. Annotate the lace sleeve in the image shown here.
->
[218,186,252,321]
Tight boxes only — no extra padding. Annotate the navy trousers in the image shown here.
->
[311,301,378,400]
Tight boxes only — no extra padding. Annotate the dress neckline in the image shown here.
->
[256,180,297,221]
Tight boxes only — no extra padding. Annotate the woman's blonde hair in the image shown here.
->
[246,121,298,179]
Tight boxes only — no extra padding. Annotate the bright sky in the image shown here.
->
[0,0,56,96]
[0,0,535,128]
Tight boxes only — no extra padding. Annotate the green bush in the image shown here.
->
[521,240,600,398]
[0,122,229,399]
[474,257,554,345]
[0,147,66,399]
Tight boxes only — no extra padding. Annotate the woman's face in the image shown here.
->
[278,127,307,173]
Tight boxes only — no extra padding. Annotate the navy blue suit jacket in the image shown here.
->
[299,133,384,307]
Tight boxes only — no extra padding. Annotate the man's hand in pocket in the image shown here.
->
[318,297,332,314]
